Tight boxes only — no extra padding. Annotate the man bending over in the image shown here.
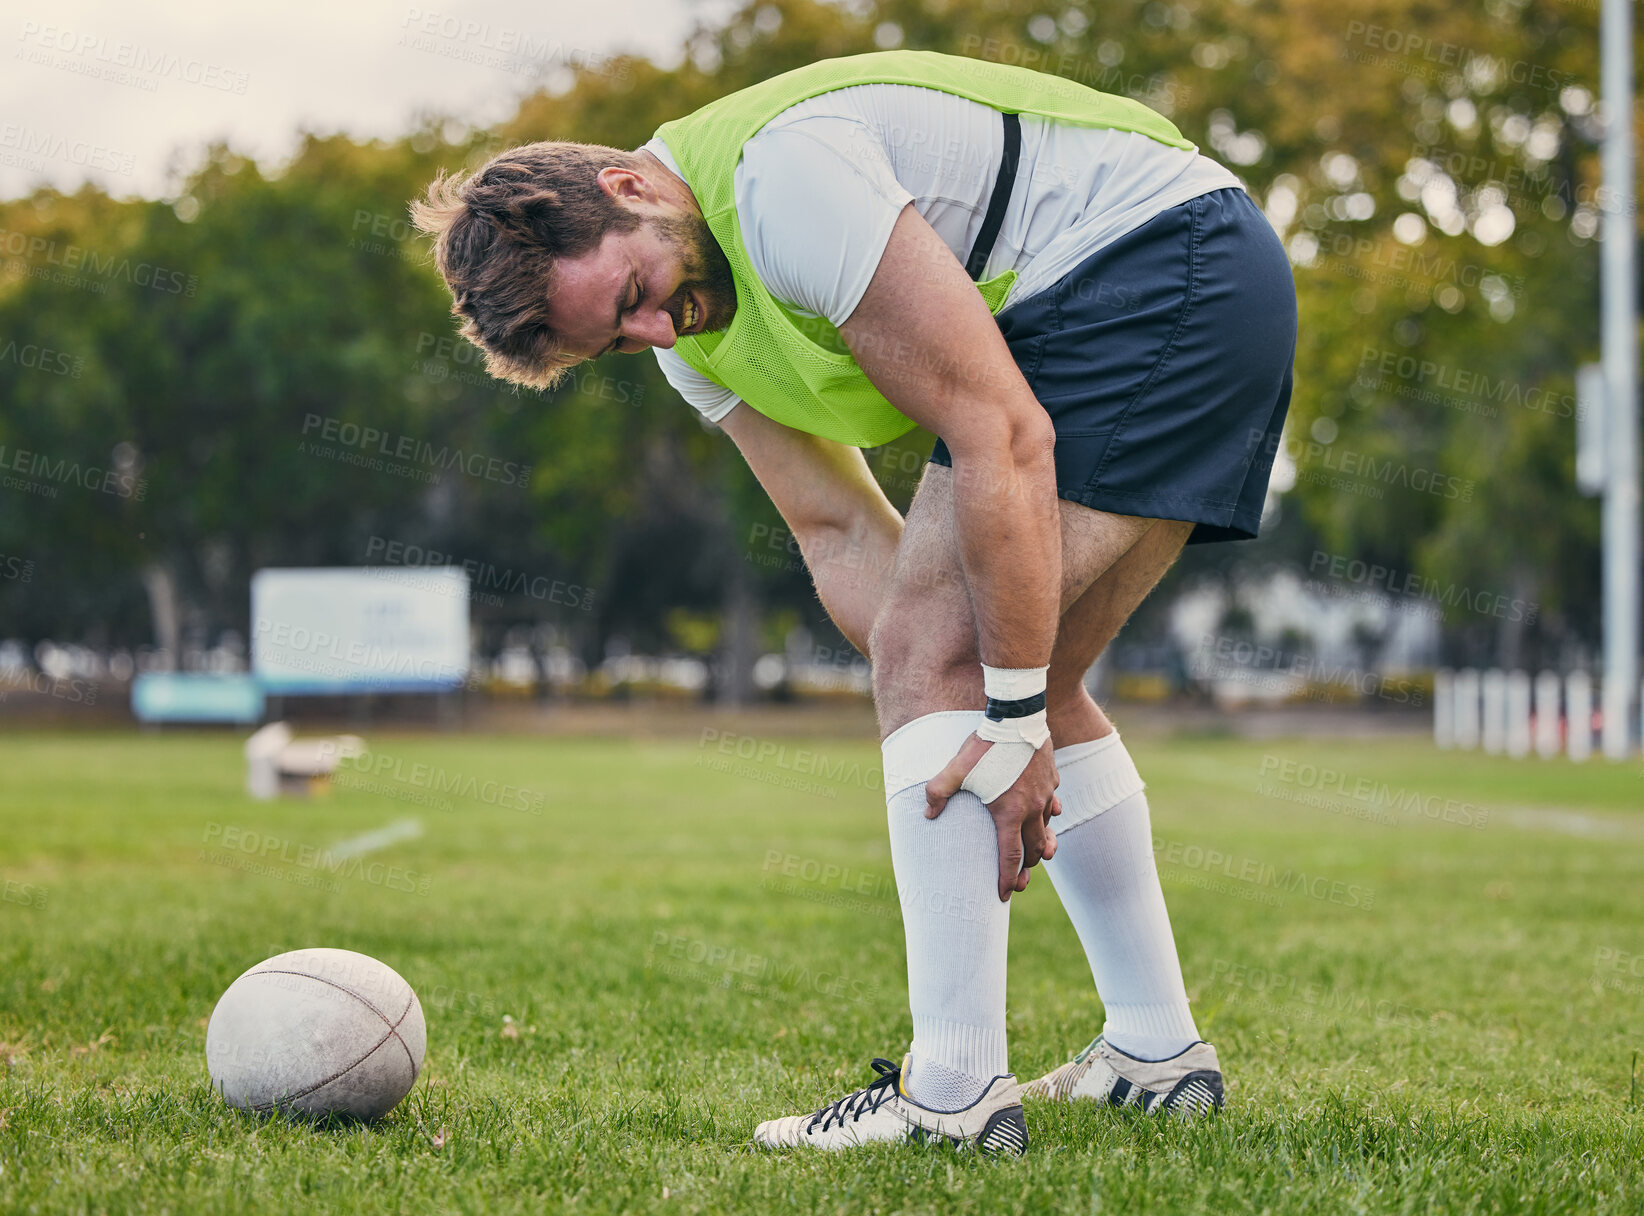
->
[412,49,1297,1154]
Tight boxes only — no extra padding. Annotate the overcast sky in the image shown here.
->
[1,0,741,200]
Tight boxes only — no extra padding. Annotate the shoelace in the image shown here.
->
[805,1058,902,1133]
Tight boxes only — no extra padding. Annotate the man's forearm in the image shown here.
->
[794,505,904,659]
[949,420,1061,671]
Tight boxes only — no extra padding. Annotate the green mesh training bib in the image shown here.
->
[653,50,1195,447]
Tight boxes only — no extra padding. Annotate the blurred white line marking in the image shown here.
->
[1497,809,1639,839]
[328,819,424,859]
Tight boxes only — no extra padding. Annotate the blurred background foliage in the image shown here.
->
[0,0,1632,695]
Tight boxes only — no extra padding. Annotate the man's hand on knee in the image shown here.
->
[926,734,1062,902]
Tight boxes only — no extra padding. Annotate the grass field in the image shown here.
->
[2,723,1642,1214]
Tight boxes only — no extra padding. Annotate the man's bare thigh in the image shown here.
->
[870,463,1187,733]
[887,465,1158,613]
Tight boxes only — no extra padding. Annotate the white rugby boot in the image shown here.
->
[1022,1035,1223,1116]
[753,1056,1028,1154]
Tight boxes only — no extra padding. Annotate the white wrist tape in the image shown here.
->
[960,664,1050,803]
[980,664,1048,702]
[976,708,1051,748]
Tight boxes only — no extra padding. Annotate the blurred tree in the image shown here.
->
[0,0,1635,689]
[506,0,1630,670]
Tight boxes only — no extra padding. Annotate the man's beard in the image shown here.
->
[649,210,737,334]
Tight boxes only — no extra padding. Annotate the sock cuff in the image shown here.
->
[1052,731,1124,768]
[882,710,986,798]
[1054,735,1145,832]
[1101,1000,1200,1051]
[911,1013,1010,1082]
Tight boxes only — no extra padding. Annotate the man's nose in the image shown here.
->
[628,303,678,349]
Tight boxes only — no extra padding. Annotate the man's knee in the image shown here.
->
[870,604,978,677]
[869,597,979,704]
[1047,661,1092,707]
[1046,678,1101,739]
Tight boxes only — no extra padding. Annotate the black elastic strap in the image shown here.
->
[985,691,1046,721]
[964,111,1021,281]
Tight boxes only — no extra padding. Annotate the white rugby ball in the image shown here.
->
[205,947,425,1120]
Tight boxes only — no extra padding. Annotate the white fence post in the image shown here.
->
[1434,668,1454,749]
[1454,668,1481,750]
[1534,670,1562,758]
[1567,671,1594,762]
[1602,676,1632,760]
[1481,668,1508,755]
[1506,670,1532,757]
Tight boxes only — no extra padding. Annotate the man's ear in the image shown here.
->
[596,165,655,205]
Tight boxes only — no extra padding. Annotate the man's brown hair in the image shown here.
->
[411,140,644,391]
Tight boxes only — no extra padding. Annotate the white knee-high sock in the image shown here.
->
[1042,732,1201,1061]
[882,710,1011,1109]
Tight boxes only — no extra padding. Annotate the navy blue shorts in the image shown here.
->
[930,186,1297,544]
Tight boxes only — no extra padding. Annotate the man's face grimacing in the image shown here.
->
[546,156,737,363]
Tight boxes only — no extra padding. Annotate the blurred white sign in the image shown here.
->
[251,568,469,693]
